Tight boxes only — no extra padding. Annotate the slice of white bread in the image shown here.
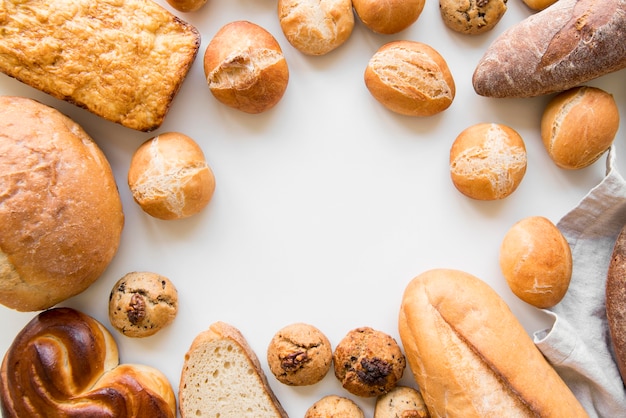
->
[179,321,288,417]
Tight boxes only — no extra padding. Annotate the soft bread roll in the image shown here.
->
[352,0,424,34]
[0,307,176,417]
[541,86,620,170]
[204,21,289,114]
[398,269,588,417]
[0,96,124,312]
[364,41,455,117]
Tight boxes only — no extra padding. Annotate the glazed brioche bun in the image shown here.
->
[204,21,289,114]
[0,96,124,312]
[541,86,619,169]
[352,0,424,34]
[364,41,455,117]
[128,132,215,220]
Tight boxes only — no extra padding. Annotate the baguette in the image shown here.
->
[606,224,626,385]
[398,268,588,417]
[0,0,200,131]
[179,322,288,418]
[472,0,626,98]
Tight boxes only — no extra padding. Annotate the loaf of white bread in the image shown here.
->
[0,0,200,131]
[399,268,588,417]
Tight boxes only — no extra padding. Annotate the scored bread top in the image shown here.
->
[0,0,200,131]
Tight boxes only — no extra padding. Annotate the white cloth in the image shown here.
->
[534,147,626,417]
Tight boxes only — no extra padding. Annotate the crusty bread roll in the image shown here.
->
[305,395,364,418]
[541,86,620,170]
[522,0,557,10]
[128,132,215,220]
[0,307,176,417]
[166,0,207,12]
[449,123,527,200]
[204,21,289,114]
[500,216,572,308]
[278,0,355,55]
[0,96,124,312]
[364,41,455,117]
[0,0,200,131]
[179,321,288,418]
[399,269,588,417]
[606,224,626,385]
[352,0,424,34]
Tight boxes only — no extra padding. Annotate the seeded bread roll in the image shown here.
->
[374,386,430,418]
[204,21,289,114]
[352,0,425,34]
[364,41,455,117]
[0,96,124,312]
[541,86,620,170]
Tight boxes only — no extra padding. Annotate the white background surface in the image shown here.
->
[1,1,625,416]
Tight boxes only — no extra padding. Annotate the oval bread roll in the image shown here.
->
[204,21,289,114]
[399,268,588,417]
[364,41,455,117]
[352,0,424,34]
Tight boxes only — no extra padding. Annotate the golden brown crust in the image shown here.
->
[166,0,207,12]
[352,0,424,34]
[398,269,588,417]
[364,41,455,117]
[0,0,200,131]
[204,21,289,114]
[606,224,626,385]
[439,0,507,35]
[541,86,620,170]
[0,96,124,312]
[374,386,430,418]
[304,395,364,418]
[0,307,176,418]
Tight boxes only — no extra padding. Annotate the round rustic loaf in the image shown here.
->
[541,86,619,170]
[352,0,424,34]
[0,96,124,312]
[449,123,527,200]
[364,41,455,117]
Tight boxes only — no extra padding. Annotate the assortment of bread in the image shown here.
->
[0,0,624,417]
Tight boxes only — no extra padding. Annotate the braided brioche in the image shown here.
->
[0,307,176,418]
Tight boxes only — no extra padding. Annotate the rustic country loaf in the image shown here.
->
[606,224,626,386]
[0,0,200,131]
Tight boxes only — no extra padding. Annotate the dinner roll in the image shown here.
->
[0,96,124,312]
[166,0,206,12]
[541,86,619,169]
[364,41,455,117]
[128,132,215,220]
[352,0,424,34]
[204,21,289,114]
[500,216,572,308]
[278,0,354,55]
[449,123,527,200]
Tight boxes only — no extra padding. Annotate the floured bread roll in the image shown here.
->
[0,307,176,417]
[204,21,289,114]
[0,96,124,312]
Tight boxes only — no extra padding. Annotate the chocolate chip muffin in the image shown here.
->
[333,327,406,397]
[439,0,507,35]
[375,386,430,418]
[108,272,178,338]
[267,323,332,386]
[304,395,364,418]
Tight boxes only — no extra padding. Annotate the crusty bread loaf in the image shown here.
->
[399,269,588,417]
[0,96,124,312]
[0,307,176,418]
[606,224,626,385]
[0,0,200,131]
[472,0,626,98]
[179,321,288,418]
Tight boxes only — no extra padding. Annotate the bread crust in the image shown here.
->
[0,96,124,311]
[0,0,200,131]
[472,0,626,98]
[352,0,424,34]
[606,224,626,385]
[399,269,588,417]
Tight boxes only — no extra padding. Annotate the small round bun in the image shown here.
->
[128,132,215,220]
[165,0,206,12]
[450,123,527,200]
[541,86,619,170]
[109,272,179,338]
[278,0,354,56]
[0,96,124,312]
[440,0,507,35]
[374,386,429,418]
[304,395,364,418]
[500,216,572,309]
[352,0,424,34]
[522,0,557,10]
[333,327,406,397]
[267,323,332,386]
[204,21,289,113]
[364,41,455,117]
